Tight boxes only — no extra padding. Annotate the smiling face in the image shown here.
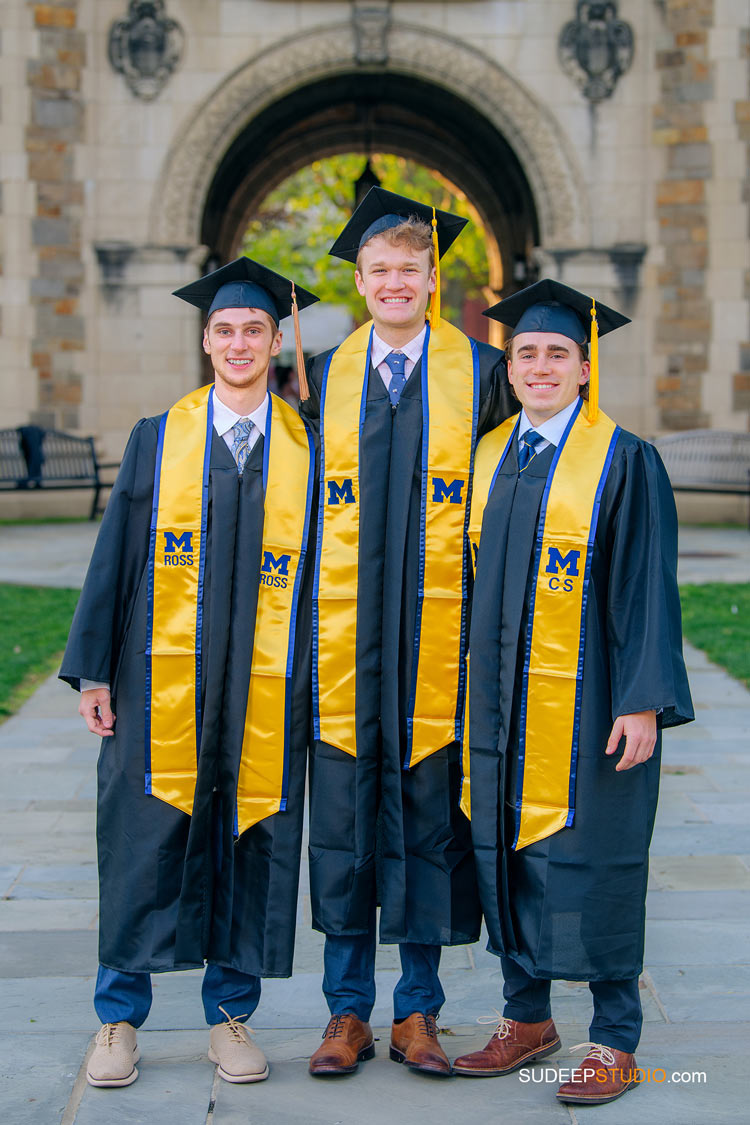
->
[507,331,590,425]
[354,235,436,343]
[203,307,282,398]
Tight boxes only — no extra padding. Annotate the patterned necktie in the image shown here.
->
[231,416,254,474]
[384,351,408,407]
[518,428,545,471]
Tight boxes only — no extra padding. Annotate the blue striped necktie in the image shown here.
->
[518,429,545,471]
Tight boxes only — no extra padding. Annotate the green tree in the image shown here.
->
[241,154,491,325]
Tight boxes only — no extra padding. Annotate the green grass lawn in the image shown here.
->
[0,584,80,719]
[0,580,747,722]
[680,582,750,689]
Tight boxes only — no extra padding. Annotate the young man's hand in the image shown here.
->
[605,710,657,771]
[79,688,116,736]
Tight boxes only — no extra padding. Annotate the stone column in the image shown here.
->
[90,243,206,458]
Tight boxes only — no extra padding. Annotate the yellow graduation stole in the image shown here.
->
[146,385,314,834]
[313,319,478,766]
[461,398,620,848]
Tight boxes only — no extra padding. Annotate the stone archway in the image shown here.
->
[149,20,589,261]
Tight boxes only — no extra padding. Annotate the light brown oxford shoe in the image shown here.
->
[309,1014,375,1076]
[86,1021,140,1087]
[452,1016,560,1076]
[556,1043,637,1104]
[390,1012,452,1076]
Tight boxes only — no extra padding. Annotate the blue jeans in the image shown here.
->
[500,956,642,1054]
[323,926,445,1022]
[94,964,261,1028]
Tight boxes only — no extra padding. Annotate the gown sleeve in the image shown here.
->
[477,345,515,436]
[59,418,159,691]
[604,439,694,728]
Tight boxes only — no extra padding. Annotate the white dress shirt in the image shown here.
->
[370,326,427,390]
[517,396,580,456]
[80,389,269,694]
[212,388,268,454]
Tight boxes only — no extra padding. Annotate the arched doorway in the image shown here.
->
[199,71,540,310]
[150,20,587,267]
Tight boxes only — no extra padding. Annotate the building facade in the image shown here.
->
[1,0,748,514]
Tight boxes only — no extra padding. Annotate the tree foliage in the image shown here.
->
[241,154,491,325]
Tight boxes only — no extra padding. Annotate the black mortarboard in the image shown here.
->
[328,186,467,264]
[484,279,631,423]
[483,278,630,342]
[172,256,319,326]
[173,256,319,400]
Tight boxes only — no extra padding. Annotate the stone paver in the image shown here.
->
[0,525,748,1121]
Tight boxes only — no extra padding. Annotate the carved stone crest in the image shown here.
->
[108,1,185,102]
[352,1,392,66]
[558,1,634,103]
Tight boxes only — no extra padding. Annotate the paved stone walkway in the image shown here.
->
[0,524,748,1122]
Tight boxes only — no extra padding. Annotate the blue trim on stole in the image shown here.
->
[460,415,519,797]
[565,423,621,822]
[311,330,372,745]
[512,399,619,848]
[194,388,213,759]
[144,411,168,794]
[311,351,333,742]
[513,398,582,847]
[454,339,480,743]
[403,324,432,769]
[281,406,316,811]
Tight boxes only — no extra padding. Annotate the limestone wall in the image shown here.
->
[0,0,747,519]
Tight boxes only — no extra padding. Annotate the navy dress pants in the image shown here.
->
[501,956,643,1054]
[323,919,445,1023]
[95,964,261,1028]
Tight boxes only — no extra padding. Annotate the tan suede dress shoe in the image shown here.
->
[556,1043,637,1104]
[86,1021,140,1087]
[453,1016,560,1076]
[208,1009,269,1083]
[390,1013,452,1076]
[309,1014,375,1076]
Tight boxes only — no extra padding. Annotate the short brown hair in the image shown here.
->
[355,217,435,272]
[506,334,590,400]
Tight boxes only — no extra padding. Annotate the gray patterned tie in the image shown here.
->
[231,417,254,474]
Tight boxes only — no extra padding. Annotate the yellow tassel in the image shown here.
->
[291,282,310,402]
[428,207,441,327]
[588,298,599,423]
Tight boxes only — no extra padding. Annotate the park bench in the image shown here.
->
[0,425,119,520]
[653,429,750,529]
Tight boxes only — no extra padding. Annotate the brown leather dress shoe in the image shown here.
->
[556,1044,637,1104]
[390,1013,452,1076]
[452,1017,561,1076]
[309,1014,375,1076]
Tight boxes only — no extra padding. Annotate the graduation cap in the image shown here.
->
[173,256,319,400]
[483,279,631,423]
[329,186,469,326]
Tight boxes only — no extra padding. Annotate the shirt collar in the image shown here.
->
[370,324,427,369]
[212,387,268,438]
[518,397,580,448]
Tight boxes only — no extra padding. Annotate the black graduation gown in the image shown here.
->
[60,413,312,976]
[468,428,694,981]
[302,339,515,945]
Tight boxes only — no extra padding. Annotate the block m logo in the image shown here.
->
[260,550,291,576]
[545,546,581,577]
[431,477,465,504]
[163,531,193,553]
[327,478,355,505]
